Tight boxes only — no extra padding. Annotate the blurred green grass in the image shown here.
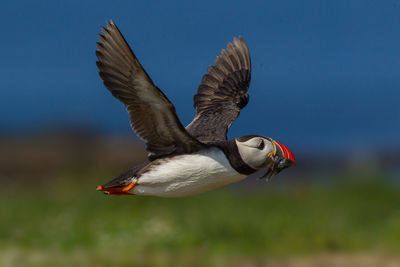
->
[1,171,400,266]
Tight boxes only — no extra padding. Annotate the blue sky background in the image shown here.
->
[1,0,399,151]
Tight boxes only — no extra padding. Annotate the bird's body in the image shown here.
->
[95,21,295,197]
[130,147,245,197]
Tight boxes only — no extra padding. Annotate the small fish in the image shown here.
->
[258,157,295,182]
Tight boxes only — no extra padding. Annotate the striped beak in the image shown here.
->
[273,140,296,163]
[260,139,295,181]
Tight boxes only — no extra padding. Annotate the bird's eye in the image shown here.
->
[257,140,264,150]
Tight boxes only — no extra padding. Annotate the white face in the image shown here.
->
[235,136,275,170]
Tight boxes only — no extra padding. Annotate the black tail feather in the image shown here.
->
[101,161,148,188]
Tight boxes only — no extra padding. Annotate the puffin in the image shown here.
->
[95,21,295,197]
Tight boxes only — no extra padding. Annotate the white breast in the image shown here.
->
[130,147,246,197]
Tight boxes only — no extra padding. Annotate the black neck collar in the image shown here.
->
[213,139,257,175]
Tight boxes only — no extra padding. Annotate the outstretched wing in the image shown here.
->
[186,37,251,143]
[96,21,205,160]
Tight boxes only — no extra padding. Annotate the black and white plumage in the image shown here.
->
[96,21,295,197]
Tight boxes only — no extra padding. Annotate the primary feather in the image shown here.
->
[96,21,205,160]
[186,37,251,143]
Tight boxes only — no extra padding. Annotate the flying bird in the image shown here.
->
[95,21,295,197]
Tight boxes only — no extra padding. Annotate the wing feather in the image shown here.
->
[96,21,205,160]
[186,37,251,142]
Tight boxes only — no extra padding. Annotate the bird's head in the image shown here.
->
[235,135,296,180]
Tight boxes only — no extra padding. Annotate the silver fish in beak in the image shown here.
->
[258,139,296,181]
[259,157,295,181]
